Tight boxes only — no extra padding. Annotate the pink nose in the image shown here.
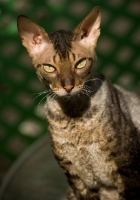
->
[64,85,74,92]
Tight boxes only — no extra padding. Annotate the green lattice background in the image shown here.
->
[0,0,140,184]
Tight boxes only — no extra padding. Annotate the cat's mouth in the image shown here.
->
[50,84,84,98]
[55,87,81,97]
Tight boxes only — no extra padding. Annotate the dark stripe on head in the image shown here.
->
[72,53,75,61]
[66,51,70,60]
[49,30,73,59]
[53,55,56,63]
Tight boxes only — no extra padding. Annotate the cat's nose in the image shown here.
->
[62,77,74,92]
[64,85,74,92]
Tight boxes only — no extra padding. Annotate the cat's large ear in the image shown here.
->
[73,6,101,48]
[17,15,50,55]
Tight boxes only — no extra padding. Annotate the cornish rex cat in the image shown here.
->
[17,7,140,200]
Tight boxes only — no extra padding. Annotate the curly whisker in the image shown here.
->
[84,85,95,93]
[81,87,91,97]
[84,85,91,93]
[37,95,47,109]
[31,90,50,102]
[47,90,58,100]
[84,78,103,84]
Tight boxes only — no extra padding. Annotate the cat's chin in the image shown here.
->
[57,92,79,98]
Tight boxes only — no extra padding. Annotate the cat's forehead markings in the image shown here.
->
[67,52,75,63]
[53,55,56,63]
[53,53,61,63]
[49,30,73,60]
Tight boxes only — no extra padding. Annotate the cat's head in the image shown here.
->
[17,7,101,97]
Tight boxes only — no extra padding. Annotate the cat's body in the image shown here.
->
[17,7,140,200]
[46,75,140,200]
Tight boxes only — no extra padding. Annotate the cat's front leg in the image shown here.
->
[66,176,88,200]
[99,187,121,200]
[67,185,78,200]
[67,184,100,200]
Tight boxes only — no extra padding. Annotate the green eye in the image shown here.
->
[76,59,87,69]
[43,64,55,73]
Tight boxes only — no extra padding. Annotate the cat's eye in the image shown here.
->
[43,64,55,73]
[76,59,87,69]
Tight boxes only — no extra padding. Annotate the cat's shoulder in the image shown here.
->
[114,84,140,130]
[114,83,140,109]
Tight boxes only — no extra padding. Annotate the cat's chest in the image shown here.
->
[47,107,118,188]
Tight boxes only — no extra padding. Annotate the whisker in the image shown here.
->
[32,89,52,118]
[84,85,90,90]
[81,91,90,97]
[84,85,91,93]
[81,87,91,97]
[84,78,103,84]
[31,90,48,96]
[84,85,95,94]
[47,90,58,101]
[35,94,47,116]
[50,93,57,100]
[31,90,49,102]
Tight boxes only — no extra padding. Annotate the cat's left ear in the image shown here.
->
[17,15,51,55]
[73,6,101,48]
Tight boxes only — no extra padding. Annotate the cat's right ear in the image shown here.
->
[17,15,50,55]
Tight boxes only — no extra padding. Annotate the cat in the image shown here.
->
[17,6,140,200]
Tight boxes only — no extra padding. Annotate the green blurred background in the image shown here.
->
[0,0,140,185]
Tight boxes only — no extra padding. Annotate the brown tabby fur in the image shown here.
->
[17,7,140,200]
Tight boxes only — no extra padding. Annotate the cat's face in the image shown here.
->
[32,38,96,97]
[17,7,101,97]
